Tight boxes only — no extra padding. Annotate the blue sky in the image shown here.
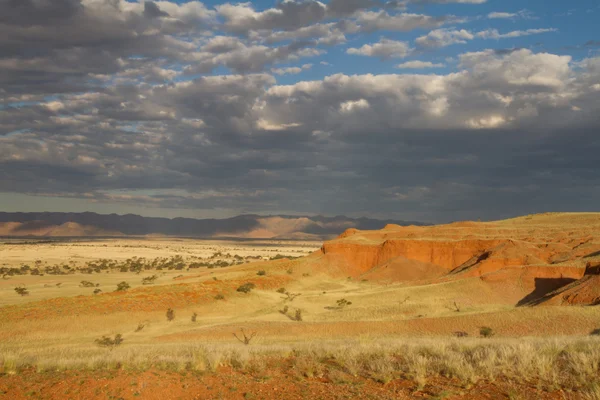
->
[1,0,600,222]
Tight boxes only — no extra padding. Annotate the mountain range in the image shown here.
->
[0,212,425,239]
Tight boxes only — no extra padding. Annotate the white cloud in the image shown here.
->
[271,64,313,75]
[396,61,445,69]
[416,29,474,48]
[347,38,411,58]
[476,28,557,39]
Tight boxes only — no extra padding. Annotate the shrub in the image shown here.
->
[80,280,96,288]
[480,326,494,338]
[191,312,198,322]
[453,331,469,338]
[115,281,130,292]
[142,275,158,285]
[286,268,294,275]
[293,309,303,322]
[214,294,225,300]
[590,328,600,336]
[257,270,266,276]
[237,283,256,293]
[95,334,123,350]
[279,305,289,315]
[135,322,146,332]
[336,298,352,308]
[93,288,102,295]
[14,286,29,296]
[166,308,175,322]
[276,287,286,294]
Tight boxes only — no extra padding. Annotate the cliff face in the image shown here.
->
[315,213,600,304]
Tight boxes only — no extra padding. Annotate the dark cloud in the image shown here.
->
[143,1,170,18]
[1,1,598,222]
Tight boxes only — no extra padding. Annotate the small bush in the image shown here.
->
[214,293,225,300]
[95,334,123,350]
[294,309,303,322]
[93,288,102,295]
[80,280,96,288]
[237,283,256,293]
[336,298,352,308]
[276,287,286,294]
[166,308,175,322]
[191,312,198,322]
[14,286,29,296]
[286,268,294,275]
[279,305,289,315]
[480,326,494,338]
[453,331,469,338]
[115,281,130,292]
[257,270,266,276]
[135,322,146,332]
[590,328,600,336]
[142,275,158,285]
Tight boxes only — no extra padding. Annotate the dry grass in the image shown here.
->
[1,336,600,392]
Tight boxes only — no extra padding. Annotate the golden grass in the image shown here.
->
[2,336,600,392]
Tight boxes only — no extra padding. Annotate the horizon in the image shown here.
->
[1,0,599,223]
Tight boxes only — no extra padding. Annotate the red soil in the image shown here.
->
[0,367,585,400]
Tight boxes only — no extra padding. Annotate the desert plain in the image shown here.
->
[2,213,600,399]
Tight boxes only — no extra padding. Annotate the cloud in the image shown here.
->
[347,38,411,58]
[476,28,558,40]
[416,28,474,48]
[272,64,313,75]
[396,61,445,68]
[1,1,599,222]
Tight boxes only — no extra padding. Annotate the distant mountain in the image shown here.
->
[0,212,426,239]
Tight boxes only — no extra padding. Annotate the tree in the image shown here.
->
[233,328,257,345]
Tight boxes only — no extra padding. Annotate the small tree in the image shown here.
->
[276,287,286,294]
[257,270,266,276]
[191,312,198,322]
[480,326,494,338]
[93,288,102,295]
[14,286,29,296]
[166,308,175,322]
[115,281,130,292]
[80,280,96,288]
[95,334,124,350]
[233,328,257,345]
[282,291,301,302]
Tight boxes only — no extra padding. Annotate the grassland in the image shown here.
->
[2,236,600,399]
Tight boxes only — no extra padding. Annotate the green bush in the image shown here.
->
[14,286,29,296]
[480,326,494,338]
[166,308,175,322]
[237,283,256,293]
[95,334,123,350]
[115,281,130,292]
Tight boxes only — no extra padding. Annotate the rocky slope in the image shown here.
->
[313,213,600,304]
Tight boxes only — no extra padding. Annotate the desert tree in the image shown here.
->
[233,328,257,345]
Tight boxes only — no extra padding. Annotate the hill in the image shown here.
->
[306,212,600,305]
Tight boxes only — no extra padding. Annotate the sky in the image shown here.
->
[0,0,599,223]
